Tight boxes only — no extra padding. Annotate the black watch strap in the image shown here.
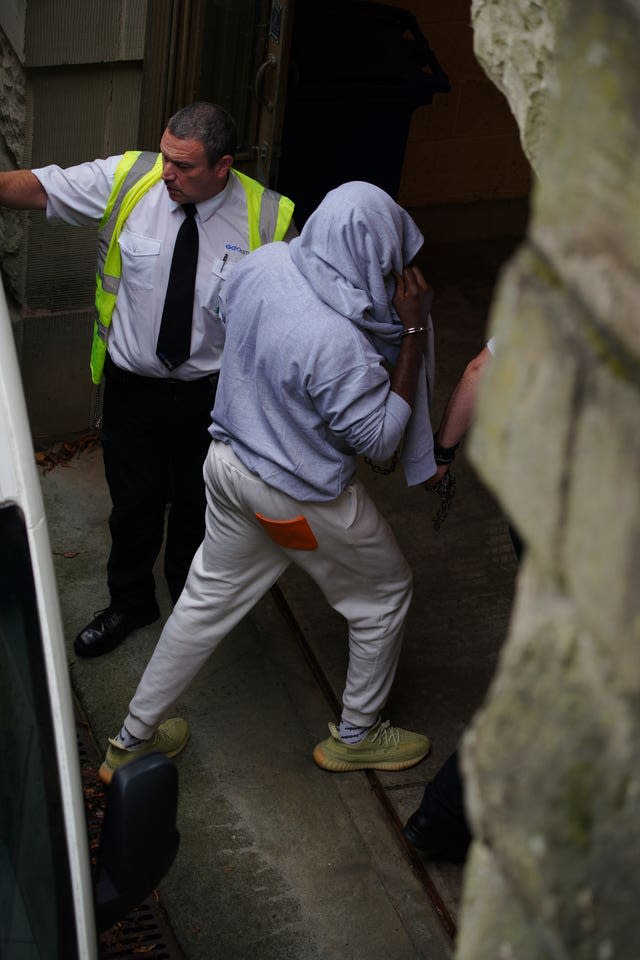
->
[433,436,459,465]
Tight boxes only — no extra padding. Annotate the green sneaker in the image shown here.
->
[99,717,190,785]
[312,717,430,772]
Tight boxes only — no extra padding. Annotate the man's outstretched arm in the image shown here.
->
[0,170,48,210]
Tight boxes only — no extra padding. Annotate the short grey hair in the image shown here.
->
[167,102,237,167]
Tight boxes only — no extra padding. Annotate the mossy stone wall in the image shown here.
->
[458,2,640,957]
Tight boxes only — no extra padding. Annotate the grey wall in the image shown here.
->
[0,1,147,441]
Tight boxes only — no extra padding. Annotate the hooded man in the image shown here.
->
[99,181,438,782]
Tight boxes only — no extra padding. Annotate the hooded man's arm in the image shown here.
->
[388,265,432,408]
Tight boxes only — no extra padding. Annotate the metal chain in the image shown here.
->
[363,448,399,475]
[90,381,104,431]
[430,470,457,530]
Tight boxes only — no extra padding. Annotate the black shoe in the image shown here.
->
[74,604,160,658]
[404,808,471,863]
[403,751,471,863]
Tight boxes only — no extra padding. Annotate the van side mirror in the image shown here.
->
[94,752,180,931]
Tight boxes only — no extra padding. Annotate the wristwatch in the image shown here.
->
[433,435,459,465]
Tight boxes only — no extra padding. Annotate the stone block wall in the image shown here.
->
[0,26,27,304]
[471,0,566,172]
[0,2,146,441]
[456,0,640,956]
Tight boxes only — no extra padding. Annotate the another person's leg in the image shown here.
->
[75,365,169,657]
[404,750,471,862]
[164,376,217,603]
[403,525,523,858]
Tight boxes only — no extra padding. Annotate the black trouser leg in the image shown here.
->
[101,361,217,610]
[406,750,472,862]
[164,377,217,603]
[102,371,169,611]
[508,524,524,562]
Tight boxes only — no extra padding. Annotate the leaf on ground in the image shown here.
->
[35,433,101,473]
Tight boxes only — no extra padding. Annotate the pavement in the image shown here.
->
[40,237,520,960]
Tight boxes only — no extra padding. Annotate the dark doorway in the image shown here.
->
[275,1,450,225]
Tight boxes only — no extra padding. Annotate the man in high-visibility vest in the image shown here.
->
[0,102,295,657]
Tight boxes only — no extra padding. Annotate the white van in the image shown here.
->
[0,277,179,958]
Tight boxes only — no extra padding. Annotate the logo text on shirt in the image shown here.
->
[225,243,250,255]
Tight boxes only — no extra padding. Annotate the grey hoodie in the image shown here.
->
[211,181,436,501]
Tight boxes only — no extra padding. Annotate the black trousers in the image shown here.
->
[411,528,523,861]
[101,357,217,609]
[414,751,472,862]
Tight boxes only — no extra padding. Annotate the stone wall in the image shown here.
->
[471,0,566,172]
[457,0,640,957]
[0,25,27,304]
[1,1,147,440]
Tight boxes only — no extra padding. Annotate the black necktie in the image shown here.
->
[156,203,199,370]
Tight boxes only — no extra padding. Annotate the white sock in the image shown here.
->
[117,724,144,750]
[338,718,373,744]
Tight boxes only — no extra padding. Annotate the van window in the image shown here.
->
[0,503,79,959]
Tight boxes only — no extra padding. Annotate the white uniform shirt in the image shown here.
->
[33,156,253,379]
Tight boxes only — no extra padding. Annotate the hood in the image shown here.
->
[288,181,424,360]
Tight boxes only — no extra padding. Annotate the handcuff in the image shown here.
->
[429,436,459,530]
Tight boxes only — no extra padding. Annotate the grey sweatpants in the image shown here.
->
[124,440,412,739]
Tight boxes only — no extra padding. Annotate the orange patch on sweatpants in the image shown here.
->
[255,513,318,550]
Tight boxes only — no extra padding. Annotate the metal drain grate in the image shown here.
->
[75,706,185,960]
[98,902,181,960]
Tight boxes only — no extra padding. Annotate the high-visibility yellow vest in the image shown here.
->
[90,151,295,384]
